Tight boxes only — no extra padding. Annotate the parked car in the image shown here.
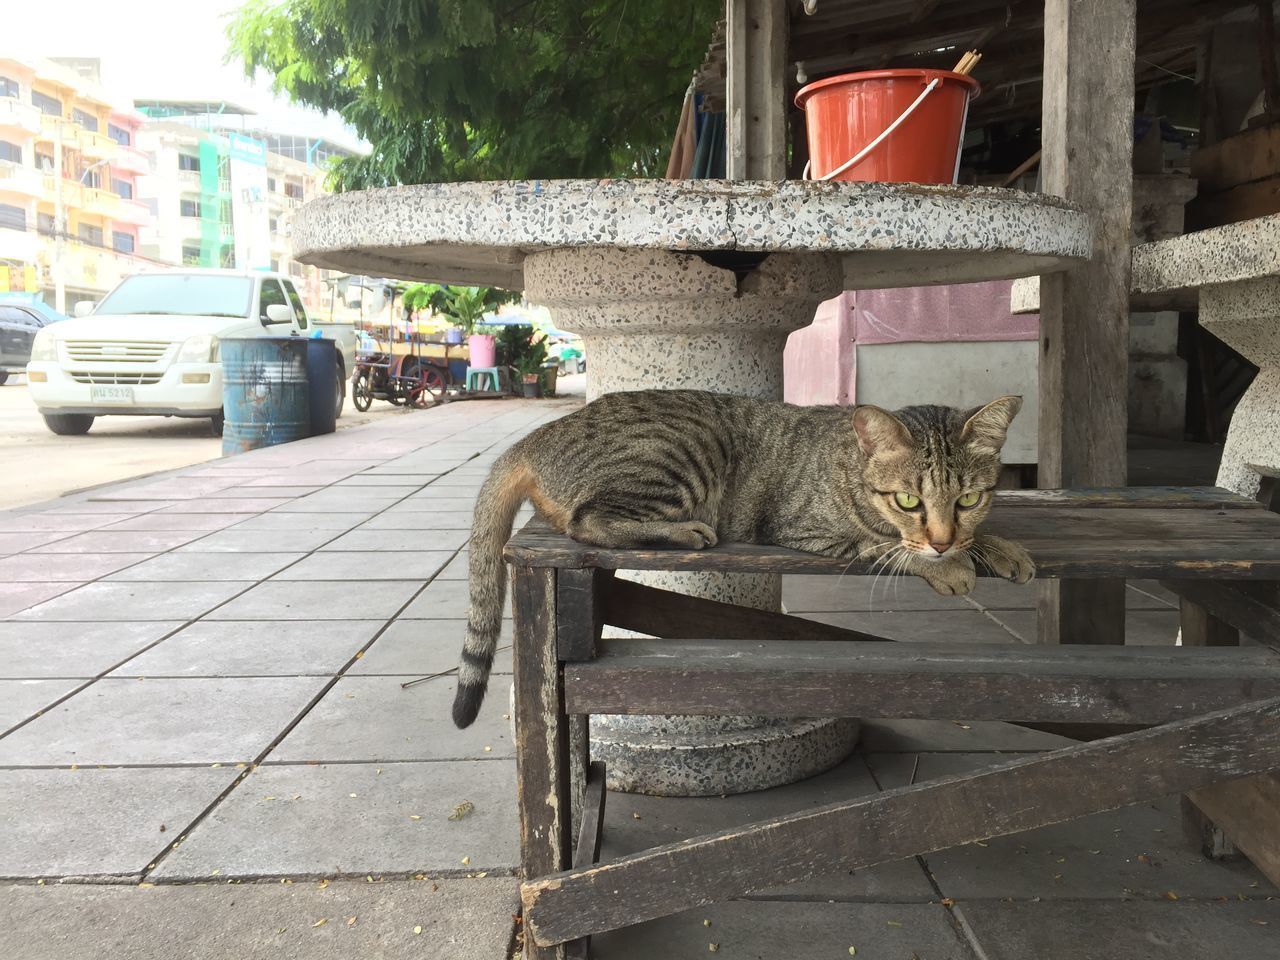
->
[26,269,357,437]
[0,299,68,385]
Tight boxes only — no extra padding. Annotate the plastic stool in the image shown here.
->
[466,367,505,392]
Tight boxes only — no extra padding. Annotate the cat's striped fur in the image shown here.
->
[452,389,1033,728]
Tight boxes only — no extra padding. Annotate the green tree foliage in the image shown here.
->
[229,0,719,190]
[402,283,521,333]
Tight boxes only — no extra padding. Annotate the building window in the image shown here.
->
[112,232,135,254]
[269,217,278,232]
[37,212,56,236]
[220,246,235,268]
[178,153,200,172]
[181,244,201,265]
[111,178,133,200]
[107,123,131,146]
[72,108,99,132]
[0,140,21,164]
[0,203,25,230]
[284,181,304,200]
[34,150,54,173]
[179,198,200,218]
[81,168,102,190]
[31,90,61,116]
[267,177,277,193]
[78,223,104,246]
[0,76,18,99]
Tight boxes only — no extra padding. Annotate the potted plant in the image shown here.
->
[515,339,548,398]
[427,285,521,367]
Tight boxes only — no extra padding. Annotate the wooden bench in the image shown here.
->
[502,486,1280,959]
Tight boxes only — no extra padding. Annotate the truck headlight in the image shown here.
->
[30,329,57,361]
[177,335,219,363]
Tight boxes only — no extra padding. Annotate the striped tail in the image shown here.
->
[452,450,531,728]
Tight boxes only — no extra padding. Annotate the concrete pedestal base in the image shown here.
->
[525,247,860,796]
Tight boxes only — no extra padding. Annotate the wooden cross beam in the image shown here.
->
[522,695,1280,946]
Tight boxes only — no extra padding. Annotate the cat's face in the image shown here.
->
[852,397,1021,559]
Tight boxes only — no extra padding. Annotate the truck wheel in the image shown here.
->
[210,411,225,438]
[334,365,345,419]
[0,371,9,386]
[43,413,94,436]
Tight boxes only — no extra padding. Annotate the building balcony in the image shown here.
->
[77,128,120,161]
[82,186,121,219]
[0,160,44,199]
[42,175,84,208]
[176,169,201,192]
[111,197,151,227]
[0,97,42,136]
[112,145,150,175]
[36,242,140,296]
[35,113,76,146]
[0,225,39,263]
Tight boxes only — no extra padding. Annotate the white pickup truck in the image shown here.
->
[26,269,356,436]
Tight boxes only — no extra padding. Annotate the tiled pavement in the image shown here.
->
[0,397,1275,959]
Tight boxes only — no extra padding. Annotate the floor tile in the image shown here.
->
[349,620,512,676]
[0,553,153,582]
[100,514,248,533]
[0,531,73,555]
[153,760,518,878]
[958,899,1280,960]
[399,579,474,619]
[107,553,304,582]
[0,582,85,618]
[231,512,375,531]
[0,679,84,733]
[269,676,511,762]
[804,609,1021,644]
[0,514,127,533]
[175,528,340,553]
[13,581,252,622]
[783,573,1037,613]
[0,621,182,678]
[207,581,420,621]
[157,498,293,514]
[115,620,383,677]
[29,531,208,554]
[859,718,1078,752]
[0,879,519,960]
[270,494,408,514]
[272,551,453,582]
[0,677,327,765]
[867,752,1276,900]
[592,901,970,960]
[992,608,1180,645]
[319,529,471,552]
[386,497,479,513]
[0,766,236,878]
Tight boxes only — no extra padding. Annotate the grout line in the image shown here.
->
[0,755,512,771]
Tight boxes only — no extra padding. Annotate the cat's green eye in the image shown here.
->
[957,491,982,509]
[893,492,921,510]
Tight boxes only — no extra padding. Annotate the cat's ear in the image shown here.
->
[961,396,1023,454]
[852,405,912,458]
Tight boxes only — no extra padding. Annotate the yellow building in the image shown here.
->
[0,56,155,312]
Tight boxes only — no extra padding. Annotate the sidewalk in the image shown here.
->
[1,396,1276,959]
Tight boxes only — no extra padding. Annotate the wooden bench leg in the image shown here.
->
[512,566,572,960]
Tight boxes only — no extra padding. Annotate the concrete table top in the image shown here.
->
[292,179,1091,290]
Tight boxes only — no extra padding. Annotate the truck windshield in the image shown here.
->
[94,274,253,319]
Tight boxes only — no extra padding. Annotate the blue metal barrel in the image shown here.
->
[305,336,338,436]
[221,337,310,456]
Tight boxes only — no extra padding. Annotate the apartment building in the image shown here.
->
[0,56,155,311]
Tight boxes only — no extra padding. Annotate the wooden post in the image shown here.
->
[1036,0,1136,646]
[726,0,788,179]
[512,566,571,960]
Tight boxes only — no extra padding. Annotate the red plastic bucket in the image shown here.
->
[794,69,979,184]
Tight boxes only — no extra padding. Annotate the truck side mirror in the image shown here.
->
[74,301,95,318]
[264,303,293,324]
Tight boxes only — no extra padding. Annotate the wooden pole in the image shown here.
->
[726,0,788,179]
[1036,0,1136,646]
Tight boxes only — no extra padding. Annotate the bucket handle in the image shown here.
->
[803,77,942,181]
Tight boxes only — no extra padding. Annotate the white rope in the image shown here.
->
[803,77,942,181]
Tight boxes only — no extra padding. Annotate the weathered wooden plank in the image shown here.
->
[602,578,889,643]
[1163,580,1280,645]
[1188,772,1280,886]
[511,566,569,960]
[1036,0,1136,647]
[556,568,612,661]
[564,762,608,960]
[994,486,1259,509]
[1191,123,1280,192]
[522,695,1280,946]
[726,0,787,179]
[563,639,1280,725]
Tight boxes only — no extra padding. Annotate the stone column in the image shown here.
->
[1199,277,1280,498]
[523,247,860,796]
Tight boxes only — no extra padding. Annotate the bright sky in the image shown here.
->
[8,0,364,150]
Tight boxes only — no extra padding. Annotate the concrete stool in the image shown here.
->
[465,366,507,393]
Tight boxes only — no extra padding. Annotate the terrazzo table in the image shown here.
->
[294,178,1090,795]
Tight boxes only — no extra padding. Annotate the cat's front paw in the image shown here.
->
[971,534,1036,584]
[919,553,976,596]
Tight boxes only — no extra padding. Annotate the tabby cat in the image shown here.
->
[452,389,1034,728]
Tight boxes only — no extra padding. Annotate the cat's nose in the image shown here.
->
[929,539,953,554]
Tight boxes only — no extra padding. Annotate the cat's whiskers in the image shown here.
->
[869,543,907,608]
[840,539,895,582]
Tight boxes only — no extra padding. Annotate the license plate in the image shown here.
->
[90,385,135,404]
